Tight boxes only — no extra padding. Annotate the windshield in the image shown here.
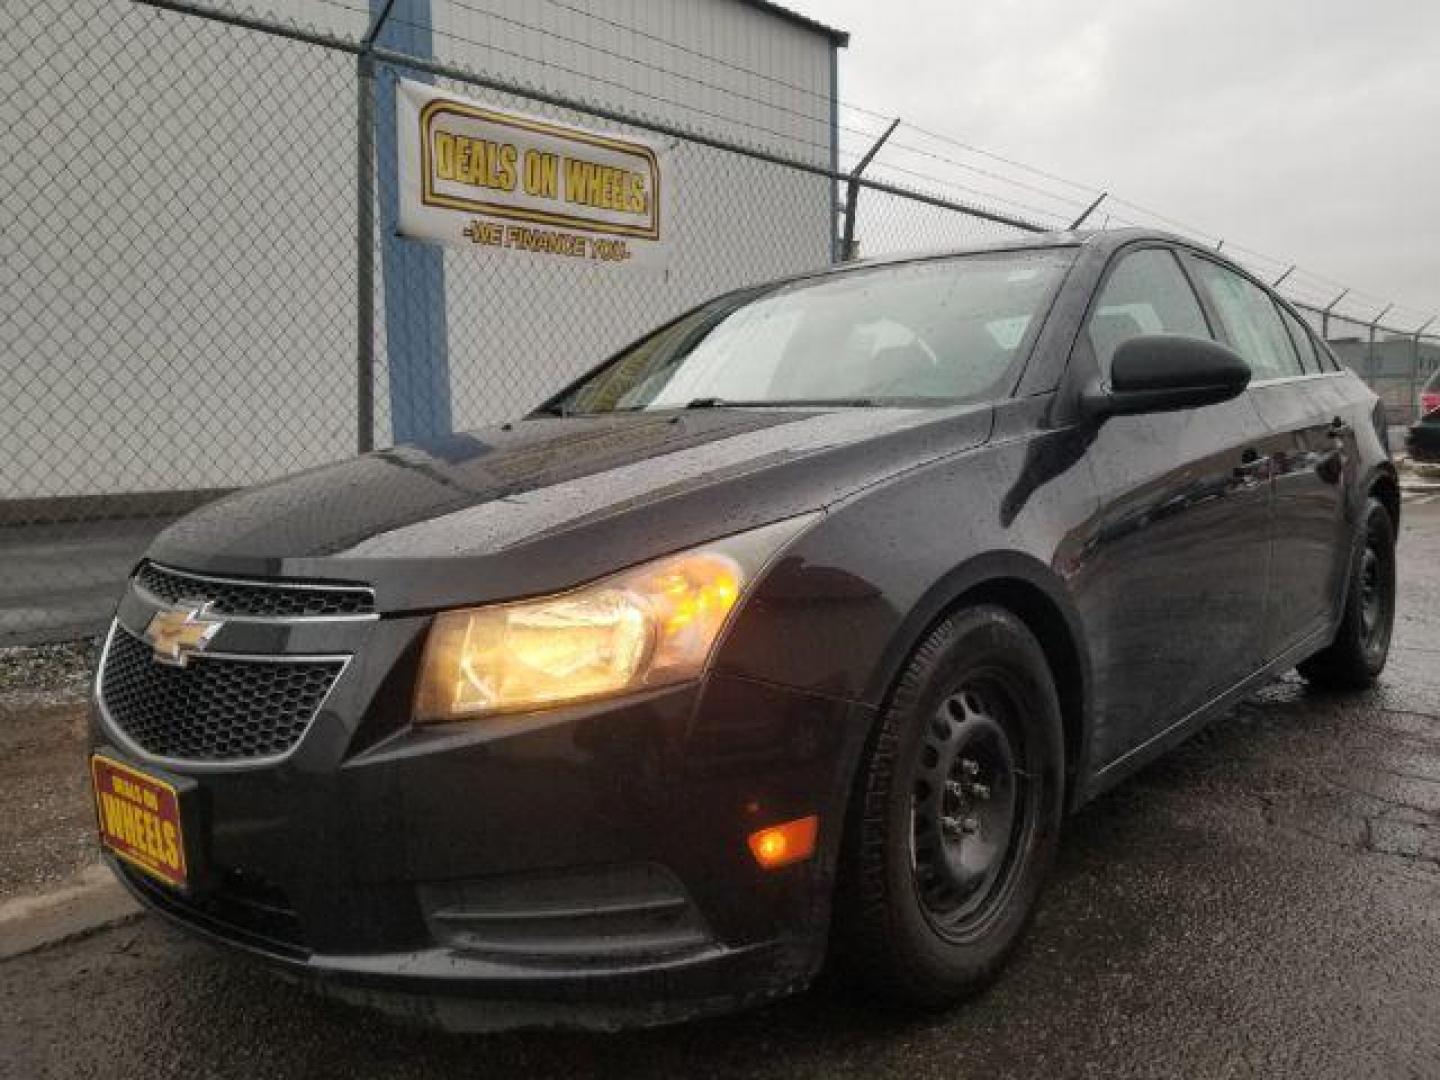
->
[549,249,1074,414]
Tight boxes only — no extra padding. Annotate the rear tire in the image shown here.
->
[833,605,1064,1008]
[1298,497,1396,691]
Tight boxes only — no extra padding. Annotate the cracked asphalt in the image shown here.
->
[2,497,1438,1080]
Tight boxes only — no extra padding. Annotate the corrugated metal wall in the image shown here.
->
[1,0,838,498]
[427,0,835,164]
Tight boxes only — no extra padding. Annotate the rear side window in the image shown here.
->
[1277,304,1320,373]
[1189,259,1304,381]
[1087,248,1211,376]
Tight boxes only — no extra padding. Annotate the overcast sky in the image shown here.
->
[791,0,1439,325]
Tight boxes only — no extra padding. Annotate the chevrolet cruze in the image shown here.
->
[90,229,1399,1030]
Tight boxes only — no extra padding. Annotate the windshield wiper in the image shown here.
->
[683,397,880,409]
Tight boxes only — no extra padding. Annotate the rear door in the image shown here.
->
[1185,256,1354,657]
[1074,245,1273,769]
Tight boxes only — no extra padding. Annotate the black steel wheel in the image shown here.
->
[834,605,1064,1008]
[1299,496,1396,691]
[1357,546,1389,656]
[910,679,1034,942]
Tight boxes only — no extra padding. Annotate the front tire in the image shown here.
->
[834,605,1065,1008]
[1299,497,1396,691]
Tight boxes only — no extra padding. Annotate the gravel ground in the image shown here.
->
[0,639,98,700]
[1,499,1438,1079]
[0,640,100,900]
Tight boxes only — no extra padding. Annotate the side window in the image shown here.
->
[1087,248,1211,376]
[1189,259,1304,381]
[1277,304,1320,373]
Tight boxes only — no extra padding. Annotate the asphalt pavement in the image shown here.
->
[3,496,1439,1079]
[0,518,172,647]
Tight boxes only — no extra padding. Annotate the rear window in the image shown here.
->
[1188,258,1304,381]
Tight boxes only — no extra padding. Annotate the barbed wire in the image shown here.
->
[139,0,1440,335]
[858,160,1072,227]
[381,14,844,157]
[416,0,843,131]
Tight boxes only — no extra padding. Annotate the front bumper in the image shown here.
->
[107,849,810,1031]
[92,599,872,1030]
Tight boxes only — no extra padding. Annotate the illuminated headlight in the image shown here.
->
[414,516,816,722]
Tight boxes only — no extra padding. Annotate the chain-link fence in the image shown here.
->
[1289,304,1439,429]
[1219,258,1439,429]
[0,0,1042,645]
[2,0,369,644]
[1,0,1435,645]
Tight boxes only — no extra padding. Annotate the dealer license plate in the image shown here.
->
[91,754,188,889]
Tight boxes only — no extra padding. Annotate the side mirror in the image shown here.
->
[1083,334,1251,420]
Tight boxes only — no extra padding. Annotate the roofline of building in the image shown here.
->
[736,0,849,46]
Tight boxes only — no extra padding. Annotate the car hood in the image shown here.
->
[150,405,993,612]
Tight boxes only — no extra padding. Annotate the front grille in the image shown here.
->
[135,562,374,619]
[101,626,343,762]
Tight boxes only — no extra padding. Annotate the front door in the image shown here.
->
[1072,246,1273,770]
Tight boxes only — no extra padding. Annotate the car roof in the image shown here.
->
[844,227,1195,269]
[732,228,1274,310]
[768,228,1224,292]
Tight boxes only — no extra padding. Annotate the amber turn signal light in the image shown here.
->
[747,815,819,870]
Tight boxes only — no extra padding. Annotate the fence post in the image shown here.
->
[1068,192,1107,230]
[828,44,841,265]
[1366,303,1391,404]
[354,0,397,454]
[1413,317,1437,423]
[1367,322,1376,389]
[1413,334,1421,423]
[840,118,900,262]
[1320,288,1349,343]
[355,56,376,454]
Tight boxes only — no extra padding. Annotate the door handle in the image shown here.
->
[1327,417,1353,438]
[1233,451,1270,485]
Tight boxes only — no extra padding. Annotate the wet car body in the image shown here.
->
[92,229,1399,1029]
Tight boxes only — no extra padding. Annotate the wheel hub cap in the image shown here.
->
[1360,546,1382,642]
[911,686,1021,925]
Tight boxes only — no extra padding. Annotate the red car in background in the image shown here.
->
[1408,368,1440,465]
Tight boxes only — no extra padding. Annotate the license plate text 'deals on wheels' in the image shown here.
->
[91,754,187,889]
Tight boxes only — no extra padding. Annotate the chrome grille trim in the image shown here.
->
[133,561,378,624]
[93,621,352,771]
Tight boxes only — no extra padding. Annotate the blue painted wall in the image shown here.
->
[371,0,451,443]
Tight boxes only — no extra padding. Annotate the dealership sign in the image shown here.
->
[396,79,669,267]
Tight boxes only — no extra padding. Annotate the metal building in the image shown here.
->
[2,0,848,506]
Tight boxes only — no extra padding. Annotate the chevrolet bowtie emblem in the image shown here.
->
[145,602,223,667]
